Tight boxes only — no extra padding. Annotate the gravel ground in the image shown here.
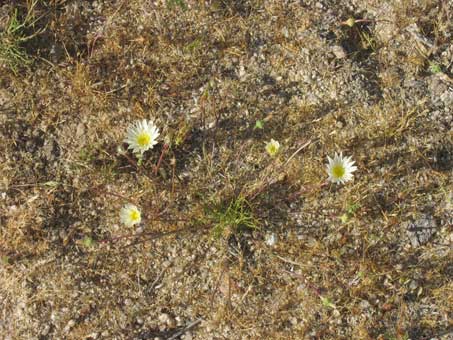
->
[1,1,452,339]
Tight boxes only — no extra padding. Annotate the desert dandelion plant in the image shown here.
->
[265,139,281,157]
[326,152,357,184]
[124,119,160,157]
[120,204,142,226]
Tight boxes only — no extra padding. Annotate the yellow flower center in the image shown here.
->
[136,132,151,147]
[332,164,345,179]
[129,210,140,222]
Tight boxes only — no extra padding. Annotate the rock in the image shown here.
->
[265,233,277,246]
[404,215,437,247]
[439,332,453,339]
[76,122,86,138]
[439,89,453,107]
[331,45,347,59]
[158,313,176,327]
[167,315,177,328]
[281,27,289,39]
[373,4,397,43]
[405,23,435,56]
[42,138,58,161]
[0,88,11,108]
[41,324,50,336]
[175,316,183,327]
[428,74,450,104]
[49,43,65,63]
[182,332,193,340]
[359,300,371,310]
[409,280,418,291]
[64,319,75,333]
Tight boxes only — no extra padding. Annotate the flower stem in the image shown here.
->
[154,143,169,175]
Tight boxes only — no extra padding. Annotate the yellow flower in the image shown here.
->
[265,139,280,157]
[326,152,357,184]
[120,204,141,226]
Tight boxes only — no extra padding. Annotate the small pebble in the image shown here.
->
[64,319,75,333]
[265,233,277,246]
[332,45,347,59]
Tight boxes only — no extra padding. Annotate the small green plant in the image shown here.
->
[79,146,96,163]
[254,120,264,129]
[184,39,202,53]
[320,296,337,309]
[346,202,361,215]
[174,121,191,146]
[428,61,442,74]
[0,2,43,74]
[358,29,377,51]
[209,196,259,239]
[1,255,10,265]
[340,202,361,223]
[82,236,95,248]
[166,0,187,11]
[385,333,410,340]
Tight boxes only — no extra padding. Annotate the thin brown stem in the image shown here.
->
[92,185,135,203]
[154,143,169,175]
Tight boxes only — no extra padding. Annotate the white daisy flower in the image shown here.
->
[120,204,141,226]
[124,119,160,157]
[326,152,357,184]
[265,139,280,157]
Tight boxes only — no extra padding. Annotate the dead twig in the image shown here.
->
[99,222,195,245]
[283,139,313,168]
[340,18,393,27]
[166,318,203,340]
